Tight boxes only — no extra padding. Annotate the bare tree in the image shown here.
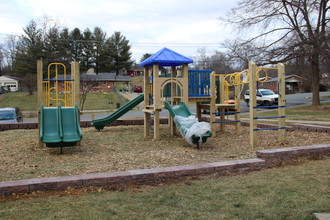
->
[0,45,4,74]
[21,73,36,95]
[223,0,330,105]
[195,47,209,70]
[223,39,272,69]
[79,74,99,111]
[3,35,19,74]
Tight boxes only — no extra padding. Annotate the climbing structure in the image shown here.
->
[248,62,286,148]
[140,48,190,140]
[37,59,82,150]
[140,48,212,146]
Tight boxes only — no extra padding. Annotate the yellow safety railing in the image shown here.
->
[212,66,277,102]
[44,63,73,107]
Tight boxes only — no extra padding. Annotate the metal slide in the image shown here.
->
[39,104,82,148]
[91,94,144,130]
[165,101,212,147]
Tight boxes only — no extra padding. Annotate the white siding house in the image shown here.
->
[0,75,20,92]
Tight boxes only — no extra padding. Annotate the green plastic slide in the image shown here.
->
[40,104,82,147]
[91,94,144,130]
[165,101,212,147]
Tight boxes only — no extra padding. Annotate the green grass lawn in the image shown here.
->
[241,102,330,122]
[1,157,329,219]
[0,92,128,112]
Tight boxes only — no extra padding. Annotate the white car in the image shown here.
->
[244,89,278,106]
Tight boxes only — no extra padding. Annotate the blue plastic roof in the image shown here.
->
[139,47,193,67]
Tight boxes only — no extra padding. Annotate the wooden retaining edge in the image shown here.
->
[256,144,330,166]
[291,123,330,133]
[0,158,265,195]
[1,144,330,195]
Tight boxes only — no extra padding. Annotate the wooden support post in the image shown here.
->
[182,64,189,104]
[37,59,43,107]
[234,84,241,134]
[171,66,176,104]
[72,61,80,107]
[249,62,257,148]
[143,67,150,105]
[144,112,150,138]
[210,72,216,136]
[153,64,160,108]
[37,59,44,148]
[196,101,202,122]
[143,67,150,138]
[219,75,225,131]
[154,110,160,140]
[278,63,286,143]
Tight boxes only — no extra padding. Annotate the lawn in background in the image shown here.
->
[241,102,330,122]
[0,92,127,112]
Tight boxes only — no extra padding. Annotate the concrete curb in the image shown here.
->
[1,144,329,195]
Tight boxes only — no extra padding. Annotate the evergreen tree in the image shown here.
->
[10,17,134,79]
[69,28,83,62]
[13,20,43,77]
[105,31,133,75]
[140,53,152,62]
[93,27,107,74]
[58,28,72,63]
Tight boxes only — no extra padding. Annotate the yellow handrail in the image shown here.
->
[45,63,73,107]
[212,66,277,102]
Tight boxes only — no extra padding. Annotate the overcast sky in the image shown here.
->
[0,0,239,62]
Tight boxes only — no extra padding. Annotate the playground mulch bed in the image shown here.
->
[0,125,329,182]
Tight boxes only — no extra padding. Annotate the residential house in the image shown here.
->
[0,75,20,92]
[260,74,308,93]
[81,73,131,92]
[126,69,144,77]
[56,73,131,92]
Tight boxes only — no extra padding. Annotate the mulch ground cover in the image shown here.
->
[1,125,329,182]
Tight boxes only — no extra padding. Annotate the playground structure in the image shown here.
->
[37,59,82,149]
[88,47,285,148]
[140,48,213,147]
[138,48,285,148]
[138,48,245,146]
[248,62,286,148]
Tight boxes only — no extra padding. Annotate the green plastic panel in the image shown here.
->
[40,105,62,143]
[92,94,144,130]
[61,106,82,143]
[39,104,82,147]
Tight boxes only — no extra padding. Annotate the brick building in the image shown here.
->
[57,73,131,92]
[260,74,308,93]
[81,73,131,92]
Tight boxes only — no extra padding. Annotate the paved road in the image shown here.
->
[23,91,330,123]
[239,91,330,114]
[76,91,330,121]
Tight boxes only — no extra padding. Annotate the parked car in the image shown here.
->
[0,107,23,123]
[0,86,10,94]
[133,85,143,93]
[244,89,278,106]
